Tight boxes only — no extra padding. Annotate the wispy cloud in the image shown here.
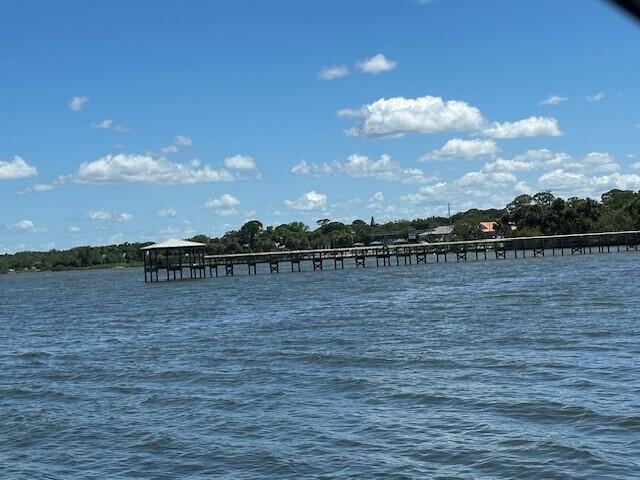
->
[318,65,350,80]
[587,91,605,103]
[158,207,178,217]
[88,210,112,220]
[69,96,89,111]
[538,95,568,106]
[91,119,131,132]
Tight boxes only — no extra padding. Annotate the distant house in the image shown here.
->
[480,221,499,239]
[418,225,454,242]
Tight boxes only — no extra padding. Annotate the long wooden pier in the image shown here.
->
[142,230,640,282]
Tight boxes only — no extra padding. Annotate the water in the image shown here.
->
[1,253,640,479]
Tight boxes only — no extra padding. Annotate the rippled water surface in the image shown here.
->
[2,253,640,479]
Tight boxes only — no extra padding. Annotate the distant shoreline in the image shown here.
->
[1,262,142,275]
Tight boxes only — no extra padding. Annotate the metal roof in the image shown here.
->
[419,225,454,236]
[141,239,206,251]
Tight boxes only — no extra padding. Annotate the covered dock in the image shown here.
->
[141,239,207,282]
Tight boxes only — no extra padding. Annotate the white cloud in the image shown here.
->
[632,162,640,170]
[0,156,37,180]
[92,119,131,132]
[515,181,534,195]
[587,92,605,103]
[224,154,256,170]
[69,96,89,111]
[18,177,65,194]
[118,212,134,222]
[455,171,517,188]
[483,158,536,173]
[158,207,178,217]
[175,135,192,146]
[291,154,434,184]
[581,152,619,173]
[74,153,233,184]
[338,153,431,184]
[356,53,397,75]
[204,193,240,216]
[291,160,311,175]
[339,95,562,140]
[69,226,80,233]
[318,65,350,80]
[6,219,46,232]
[160,135,191,154]
[285,191,327,211]
[367,191,385,209]
[161,145,178,154]
[480,149,619,177]
[422,138,497,161]
[88,210,112,220]
[537,168,640,198]
[92,119,113,129]
[538,95,568,106]
[339,95,485,138]
[482,116,562,139]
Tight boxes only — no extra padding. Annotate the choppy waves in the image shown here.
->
[1,254,640,478]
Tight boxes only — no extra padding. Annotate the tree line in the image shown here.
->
[2,189,639,273]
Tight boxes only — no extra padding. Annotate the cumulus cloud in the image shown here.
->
[69,96,89,111]
[539,95,568,106]
[88,210,112,220]
[158,207,178,217]
[285,191,327,211]
[422,138,498,161]
[6,219,46,232]
[73,153,233,184]
[91,119,131,132]
[118,213,134,222]
[587,92,605,103]
[339,95,485,138]
[339,95,562,140]
[482,116,562,139]
[204,194,240,215]
[356,53,397,74]
[0,156,37,180]
[537,170,640,198]
[224,154,256,170]
[318,65,350,80]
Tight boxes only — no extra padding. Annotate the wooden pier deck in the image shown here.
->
[142,230,640,282]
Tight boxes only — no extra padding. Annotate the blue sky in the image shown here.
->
[1,0,639,252]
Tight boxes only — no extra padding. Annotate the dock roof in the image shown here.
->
[141,239,206,251]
